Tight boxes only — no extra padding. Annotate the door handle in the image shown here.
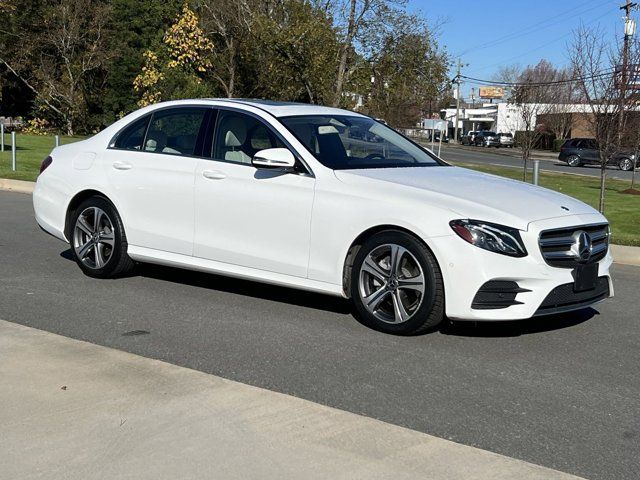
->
[113,161,132,170]
[202,170,227,180]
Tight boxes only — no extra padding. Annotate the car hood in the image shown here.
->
[334,166,600,230]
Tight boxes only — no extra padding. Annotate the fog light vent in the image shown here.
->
[471,281,531,310]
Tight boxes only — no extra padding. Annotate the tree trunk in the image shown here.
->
[598,162,607,213]
[227,38,236,98]
[333,0,357,107]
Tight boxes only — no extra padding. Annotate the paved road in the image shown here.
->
[437,145,638,182]
[1,190,638,480]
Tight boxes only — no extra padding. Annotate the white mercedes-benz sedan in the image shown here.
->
[34,99,613,335]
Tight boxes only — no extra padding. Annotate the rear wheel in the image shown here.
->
[619,157,634,171]
[70,197,135,278]
[567,154,582,167]
[350,231,444,335]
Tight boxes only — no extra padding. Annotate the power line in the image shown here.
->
[458,69,616,87]
[455,0,608,57]
[467,12,606,76]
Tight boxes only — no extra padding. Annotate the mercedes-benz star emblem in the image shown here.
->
[570,230,593,263]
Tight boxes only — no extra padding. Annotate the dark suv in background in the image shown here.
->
[559,138,637,171]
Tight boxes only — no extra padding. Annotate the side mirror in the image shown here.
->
[252,148,296,169]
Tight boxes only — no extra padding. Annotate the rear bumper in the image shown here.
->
[33,176,69,242]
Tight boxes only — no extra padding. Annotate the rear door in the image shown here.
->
[105,106,212,255]
[581,139,600,163]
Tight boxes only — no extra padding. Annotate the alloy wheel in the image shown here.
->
[619,158,633,171]
[567,155,581,167]
[73,207,115,269]
[358,243,425,324]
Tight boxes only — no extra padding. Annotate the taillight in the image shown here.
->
[39,155,53,174]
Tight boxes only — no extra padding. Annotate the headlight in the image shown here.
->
[449,220,528,257]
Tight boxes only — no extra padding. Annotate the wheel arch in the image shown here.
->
[64,189,119,240]
[341,224,444,298]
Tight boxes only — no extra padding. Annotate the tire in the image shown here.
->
[350,231,444,335]
[69,196,135,278]
[566,154,582,167]
[618,157,634,171]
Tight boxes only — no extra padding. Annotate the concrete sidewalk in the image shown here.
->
[0,320,583,480]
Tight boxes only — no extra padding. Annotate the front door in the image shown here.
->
[194,109,315,277]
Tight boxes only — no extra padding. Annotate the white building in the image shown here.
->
[439,103,601,137]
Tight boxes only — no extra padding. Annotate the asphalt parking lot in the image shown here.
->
[0,190,638,480]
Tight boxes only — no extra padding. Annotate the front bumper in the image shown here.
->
[428,214,613,321]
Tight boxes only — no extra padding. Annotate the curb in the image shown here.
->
[0,178,35,194]
[2,179,639,266]
[610,244,640,266]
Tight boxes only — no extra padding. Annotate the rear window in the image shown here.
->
[112,115,150,150]
[499,133,512,138]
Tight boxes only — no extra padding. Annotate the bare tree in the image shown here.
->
[200,0,253,98]
[1,0,111,134]
[570,26,640,212]
[509,61,557,181]
[329,0,404,107]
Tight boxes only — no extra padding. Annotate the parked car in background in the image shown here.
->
[34,99,613,335]
[558,138,637,171]
[497,132,514,148]
[461,131,477,145]
[474,131,498,147]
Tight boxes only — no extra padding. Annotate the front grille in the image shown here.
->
[534,277,610,316]
[471,280,531,310]
[538,223,609,268]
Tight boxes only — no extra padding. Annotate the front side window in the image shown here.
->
[214,111,285,165]
[112,115,150,151]
[144,108,207,156]
[280,115,445,170]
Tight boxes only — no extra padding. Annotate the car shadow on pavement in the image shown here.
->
[137,263,352,314]
[440,308,597,338]
[62,248,352,314]
[59,248,598,333]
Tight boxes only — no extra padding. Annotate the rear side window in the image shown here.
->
[113,115,150,150]
[144,107,207,156]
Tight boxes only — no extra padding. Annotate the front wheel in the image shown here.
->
[70,196,135,278]
[350,231,444,335]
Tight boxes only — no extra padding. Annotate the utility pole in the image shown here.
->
[454,60,461,142]
[619,1,637,141]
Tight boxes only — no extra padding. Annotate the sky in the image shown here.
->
[408,0,626,98]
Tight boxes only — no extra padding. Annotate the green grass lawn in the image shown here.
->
[0,133,85,181]
[1,134,639,245]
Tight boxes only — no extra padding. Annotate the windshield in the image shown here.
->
[279,115,446,170]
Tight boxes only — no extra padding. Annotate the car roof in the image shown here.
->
[205,98,366,118]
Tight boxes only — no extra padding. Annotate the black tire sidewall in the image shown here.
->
[69,197,127,278]
[350,231,441,335]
